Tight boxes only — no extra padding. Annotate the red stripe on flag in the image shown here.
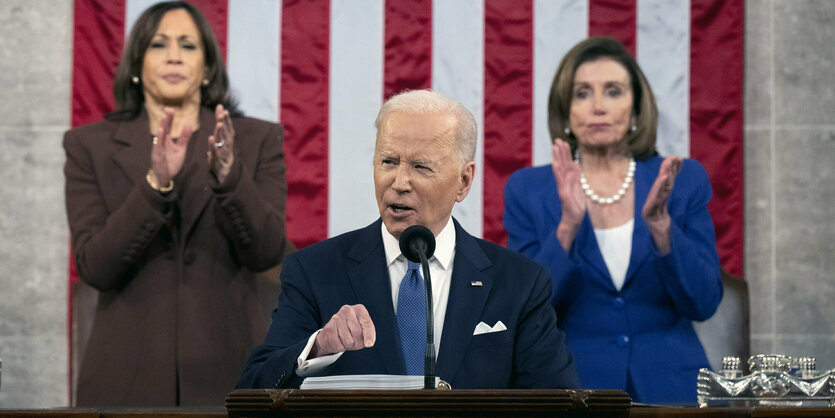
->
[588,0,637,57]
[281,0,330,248]
[384,0,432,98]
[189,0,228,59]
[71,0,125,128]
[70,0,126,402]
[483,0,534,246]
[690,0,745,277]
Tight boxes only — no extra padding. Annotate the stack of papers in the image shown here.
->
[300,374,438,390]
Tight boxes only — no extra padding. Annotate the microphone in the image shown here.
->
[399,225,437,389]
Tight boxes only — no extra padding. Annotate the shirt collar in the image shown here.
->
[382,217,456,271]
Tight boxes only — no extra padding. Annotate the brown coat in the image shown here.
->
[63,107,288,406]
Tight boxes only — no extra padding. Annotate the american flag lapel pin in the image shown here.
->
[470,281,482,287]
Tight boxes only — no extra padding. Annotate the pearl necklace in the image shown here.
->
[576,154,636,205]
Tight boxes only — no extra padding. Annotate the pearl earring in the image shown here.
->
[564,127,571,135]
[202,78,209,86]
[631,125,637,132]
[131,76,140,85]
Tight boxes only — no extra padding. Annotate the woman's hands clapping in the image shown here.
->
[551,140,586,252]
[207,104,235,184]
[150,107,192,188]
[642,156,682,254]
[147,105,236,191]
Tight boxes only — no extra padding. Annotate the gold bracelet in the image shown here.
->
[146,169,174,193]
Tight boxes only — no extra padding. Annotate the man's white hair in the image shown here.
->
[375,89,477,165]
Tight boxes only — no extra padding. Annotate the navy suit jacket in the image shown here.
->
[504,157,722,404]
[237,218,578,389]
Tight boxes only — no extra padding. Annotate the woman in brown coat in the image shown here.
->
[63,1,288,406]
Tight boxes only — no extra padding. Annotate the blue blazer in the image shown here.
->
[237,218,578,390]
[503,157,722,404]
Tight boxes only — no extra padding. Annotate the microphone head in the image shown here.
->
[399,225,436,263]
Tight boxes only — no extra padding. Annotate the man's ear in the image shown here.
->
[455,161,476,203]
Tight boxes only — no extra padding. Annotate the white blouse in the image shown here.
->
[593,219,634,292]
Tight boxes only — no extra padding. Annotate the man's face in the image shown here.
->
[373,111,474,239]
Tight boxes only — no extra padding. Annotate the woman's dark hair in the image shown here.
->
[108,1,238,120]
[547,37,658,160]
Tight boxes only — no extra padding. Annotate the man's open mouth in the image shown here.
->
[390,204,413,213]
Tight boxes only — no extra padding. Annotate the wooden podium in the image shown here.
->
[226,388,631,417]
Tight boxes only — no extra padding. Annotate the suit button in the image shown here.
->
[611,297,625,310]
[183,250,196,265]
[616,335,630,347]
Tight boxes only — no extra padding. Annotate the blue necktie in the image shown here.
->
[397,260,426,375]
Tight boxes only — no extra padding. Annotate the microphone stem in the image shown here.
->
[419,252,435,389]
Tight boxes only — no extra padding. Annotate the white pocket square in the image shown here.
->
[473,320,507,335]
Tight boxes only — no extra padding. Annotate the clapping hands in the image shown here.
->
[642,156,683,254]
[207,104,236,184]
[551,140,586,252]
[149,107,193,188]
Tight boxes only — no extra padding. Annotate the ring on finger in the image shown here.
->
[214,139,225,148]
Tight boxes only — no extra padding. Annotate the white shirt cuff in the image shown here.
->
[295,329,344,377]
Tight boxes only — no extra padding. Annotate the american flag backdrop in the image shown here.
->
[70,0,743,320]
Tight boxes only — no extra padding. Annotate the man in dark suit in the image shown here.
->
[237,90,578,390]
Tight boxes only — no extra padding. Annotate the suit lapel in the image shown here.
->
[574,214,613,286]
[544,170,612,287]
[624,159,653,287]
[109,108,215,242]
[345,220,404,375]
[435,220,492,382]
[111,111,152,191]
[179,108,215,240]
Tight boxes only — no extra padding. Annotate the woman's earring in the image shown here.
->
[202,78,210,86]
[564,127,571,135]
[131,76,140,85]
[631,125,637,132]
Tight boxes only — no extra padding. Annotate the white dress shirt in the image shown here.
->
[295,218,456,377]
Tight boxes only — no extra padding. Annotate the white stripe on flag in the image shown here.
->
[532,0,588,167]
[122,0,701,243]
[328,0,384,237]
[433,0,485,237]
[228,0,280,123]
[126,0,160,36]
[637,0,690,158]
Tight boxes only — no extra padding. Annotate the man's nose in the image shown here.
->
[391,166,411,192]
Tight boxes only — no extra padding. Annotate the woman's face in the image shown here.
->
[568,57,634,149]
[141,9,205,107]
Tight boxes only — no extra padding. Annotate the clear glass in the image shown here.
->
[697,354,834,408]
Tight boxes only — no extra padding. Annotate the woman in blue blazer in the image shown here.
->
[503,37,722,404]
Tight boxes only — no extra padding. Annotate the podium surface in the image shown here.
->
[226,388,631,417]
[3,390,835,417]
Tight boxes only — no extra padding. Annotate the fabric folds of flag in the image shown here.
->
[69,0,743,387]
